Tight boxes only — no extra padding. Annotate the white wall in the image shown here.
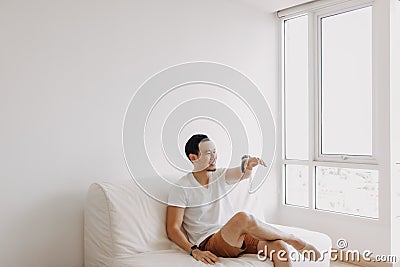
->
[0,1,278,266]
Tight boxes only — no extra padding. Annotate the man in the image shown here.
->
[166,134,320,266]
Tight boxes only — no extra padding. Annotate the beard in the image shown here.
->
[207,165,217,172]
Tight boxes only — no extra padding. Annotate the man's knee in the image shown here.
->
[232,211,256,227]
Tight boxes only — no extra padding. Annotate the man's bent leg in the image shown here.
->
[220,212,320,261]
[220,212,298,248]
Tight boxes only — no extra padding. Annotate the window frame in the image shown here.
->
[280,0,380,218]
[315,3,378,164]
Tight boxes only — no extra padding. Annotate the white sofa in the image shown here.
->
[84,180,332,267]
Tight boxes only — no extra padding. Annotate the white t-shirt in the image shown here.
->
[167,168,235,245]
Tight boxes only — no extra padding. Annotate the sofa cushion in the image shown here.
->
[84,180,173,261]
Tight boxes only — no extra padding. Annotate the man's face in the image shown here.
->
[192,140,217,172]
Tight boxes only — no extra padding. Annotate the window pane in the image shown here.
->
[321,7,372,156]
[316,166,378,218]
[285,164,309,207]
[284,15,309,160]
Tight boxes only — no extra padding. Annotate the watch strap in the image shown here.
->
[241,155,250,173]
[189,244,199,256]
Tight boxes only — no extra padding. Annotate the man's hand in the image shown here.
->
[192,249,220,265]
[225,156,267,185]
[245,157,266,171]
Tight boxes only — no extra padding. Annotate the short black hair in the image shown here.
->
[185,134,210,161]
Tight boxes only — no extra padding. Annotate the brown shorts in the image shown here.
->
[198,230,260,258]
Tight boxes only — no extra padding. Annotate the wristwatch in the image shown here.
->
[241,155,250,173]
[189,244,199,256]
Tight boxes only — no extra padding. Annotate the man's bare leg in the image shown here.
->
[220,212,320,261]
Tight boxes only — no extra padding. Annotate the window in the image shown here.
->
[282,2,379,218]
[284,15,309,161]
[316,166,378,217]
[320,7,373,157]
[285,164,309,207]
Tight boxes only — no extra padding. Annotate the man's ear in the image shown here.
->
[189,153,198,162]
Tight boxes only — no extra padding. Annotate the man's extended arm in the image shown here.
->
[225,156,266,185]
[166,206,220,264]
